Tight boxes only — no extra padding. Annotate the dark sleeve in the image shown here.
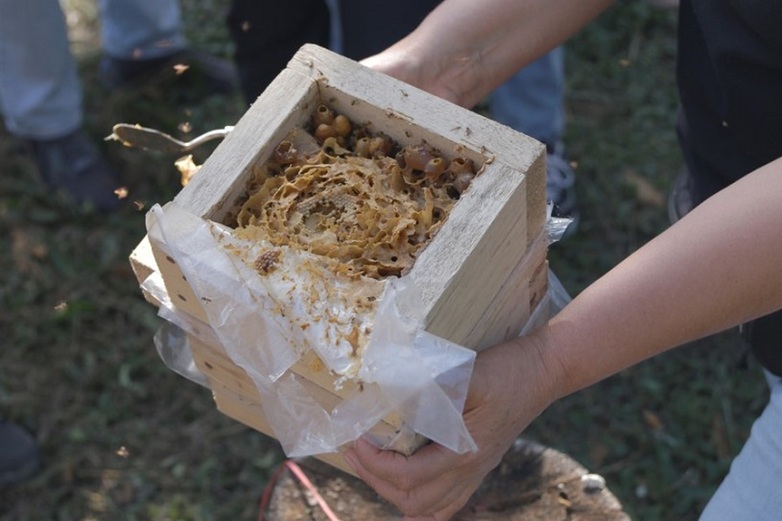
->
[742,311,782,377]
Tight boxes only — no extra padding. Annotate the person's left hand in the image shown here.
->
[343,335,557,520]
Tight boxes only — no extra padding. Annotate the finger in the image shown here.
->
[342,441,407,501]
[343,440,431,506]
[349,438,470,511]
[345,441,478,518]
[351,437,453,486]
[346,437,420,480]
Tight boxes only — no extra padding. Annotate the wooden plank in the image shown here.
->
[210,383,359,477]
[206,361,425,460]
[188,335,414,436]
[408,162,540,346]
[174,69,320,223]
[186,324,365,403]
[463,236,549,349]
[150,242,210,324]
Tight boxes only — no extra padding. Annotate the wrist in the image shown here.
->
[517,325,572,404]
[477,331,563,421]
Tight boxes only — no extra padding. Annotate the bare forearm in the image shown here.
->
[363,0,613,107]
[537,157,782,400]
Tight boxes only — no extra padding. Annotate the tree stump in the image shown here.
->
[264,438,631,520]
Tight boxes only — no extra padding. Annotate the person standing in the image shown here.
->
[0,0,236,212]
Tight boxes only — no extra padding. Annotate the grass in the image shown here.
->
[0,2,770,520]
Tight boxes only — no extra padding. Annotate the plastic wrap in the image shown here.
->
[144,200,572,458]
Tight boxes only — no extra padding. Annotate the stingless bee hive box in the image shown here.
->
[129,44,549,476]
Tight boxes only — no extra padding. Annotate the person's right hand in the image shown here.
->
[343,334,559,520]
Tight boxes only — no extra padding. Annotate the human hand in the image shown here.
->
[360,46,465,107]
[343,336,557,520]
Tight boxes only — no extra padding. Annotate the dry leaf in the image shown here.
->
[12,229,47,273]
[623,169,665,207]
[174,154,202,186]
[711,413,731,460]
[643,409,665,431]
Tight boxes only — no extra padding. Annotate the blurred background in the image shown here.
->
[0,1,769,519]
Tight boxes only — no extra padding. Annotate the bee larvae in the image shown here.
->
[453,171,475,193]
[312,104,335,126]
[314,123,338,143]
[424,157,447,181]
[448,156,475,175]
[368,135,392,157]
[333,114,352,137]
[355,136,371,157]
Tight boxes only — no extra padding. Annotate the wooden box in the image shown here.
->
[129,45,549,476]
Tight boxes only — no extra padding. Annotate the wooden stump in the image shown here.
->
[265,438,631,520]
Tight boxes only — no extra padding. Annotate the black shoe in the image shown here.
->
[0,419,41,487]
[100,48,239,97]
[28,128,122,213]
[667,168,694,224]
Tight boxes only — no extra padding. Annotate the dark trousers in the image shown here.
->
[338,0,437,59]
[226,0,440,102]
[226,0,331,103]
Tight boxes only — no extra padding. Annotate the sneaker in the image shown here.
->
[667,168,694,223]
[28,128,122,212]
[100,48,239,97]
[0,419,41,486]
[546,149,579,233]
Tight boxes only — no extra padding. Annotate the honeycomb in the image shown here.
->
[235,105,479,279]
